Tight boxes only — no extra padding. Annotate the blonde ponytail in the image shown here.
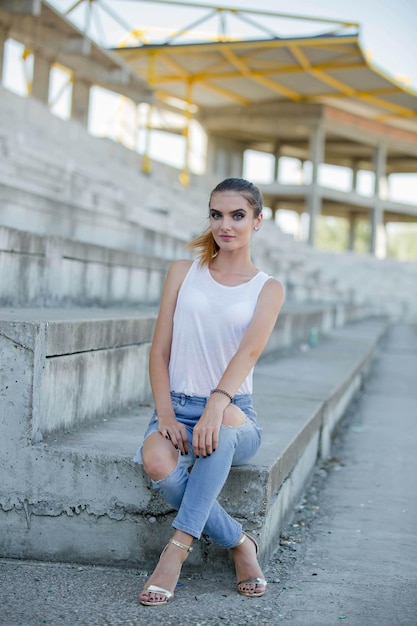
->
[186,227,219,266]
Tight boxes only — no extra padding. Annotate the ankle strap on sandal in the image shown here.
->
[233,532,259,554]
[233,533,247,548]
[169,538,193,552]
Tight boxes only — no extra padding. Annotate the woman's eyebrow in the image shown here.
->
[210,208,247,214]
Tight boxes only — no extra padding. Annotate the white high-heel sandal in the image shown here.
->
[139,538,193,606]
[233,532,268,598]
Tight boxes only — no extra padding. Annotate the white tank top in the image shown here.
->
[168,260,272,397]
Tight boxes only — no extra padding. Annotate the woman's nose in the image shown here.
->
[221,219,232,231]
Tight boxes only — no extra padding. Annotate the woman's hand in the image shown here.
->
[158,415,189,455]
[192,395,227,457]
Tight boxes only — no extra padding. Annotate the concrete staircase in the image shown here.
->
[1,83,417,319]
[253,226,417,321]
[0,85,410,571]
[0,306,387,569]
[0,84,208,250]
[0,225,180,307]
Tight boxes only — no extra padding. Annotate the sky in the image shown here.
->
[2,0,417,209]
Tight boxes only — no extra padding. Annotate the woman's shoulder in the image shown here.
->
[260,275,286,302]
[169,258,194,276]
[166,259,195,287]
[254,267,284,291]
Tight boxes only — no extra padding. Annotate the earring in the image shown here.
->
[254,226,260,232]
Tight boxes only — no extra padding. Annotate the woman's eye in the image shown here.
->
[210,211,221,219]
[233,212,245,220]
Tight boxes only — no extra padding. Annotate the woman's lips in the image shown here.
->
[220,235,234,241]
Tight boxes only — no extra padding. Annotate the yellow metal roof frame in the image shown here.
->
[54,0,417,184]
[57,0,417,126]
[114,32,417,127]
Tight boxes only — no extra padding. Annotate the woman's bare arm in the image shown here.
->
[148,259,192,453]
[192,277,285,456]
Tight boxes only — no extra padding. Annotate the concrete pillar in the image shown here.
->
[348,214,356,251]
[307,125,325,246]
[230,149,244,177]
[217,148,228,177]
[220,140,244,177]
[0,30,6,84]
[71,78,90,126]
[206,135,217,177]
[370,143,388,257]
[274,142,281,182]
[32,54,51,103]
[299,160,306,184]
[206,136,244,178]
[207,136,229,178]
[351,162,359,192]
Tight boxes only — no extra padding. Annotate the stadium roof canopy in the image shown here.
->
[105,1,417,133]
[40,0,416,132]
[7,1,417,175]
[115,32,417,134]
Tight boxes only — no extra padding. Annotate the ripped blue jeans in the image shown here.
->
[133,392,262,548]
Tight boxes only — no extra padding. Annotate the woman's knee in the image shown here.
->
[141,433,177,480]
[222,404,247,428]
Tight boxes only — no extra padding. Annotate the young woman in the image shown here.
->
[134,177,285,606]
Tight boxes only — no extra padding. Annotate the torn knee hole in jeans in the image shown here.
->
[221,416,248,429]
[152,454,191,484]
[222,404,249,429]
[151,464,178,484]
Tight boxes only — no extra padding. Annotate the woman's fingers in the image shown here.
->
[176,427,189,455]
[162,425,188,455]
[193,428,218,457]
[211,428,219,453]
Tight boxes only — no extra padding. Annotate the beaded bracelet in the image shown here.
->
[210,388,233,403]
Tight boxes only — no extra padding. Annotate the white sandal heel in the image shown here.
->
[233,532,268,598]
[139,538,193,606]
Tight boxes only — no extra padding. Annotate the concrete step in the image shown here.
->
[0,307,157,441]
[0,306,386,569]
[0,226,178,307]
[0,175,191,252]
[0,90,210,235]
[0,225,364,312]
[2,85,416,320]
[286,246,417,319]
[0,301,365,439]
[0,86,144,172]
[0,147,144,220]
[0,148,205,245]
[0,154,65,195]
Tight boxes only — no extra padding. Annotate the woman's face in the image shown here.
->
[209,191,262,252]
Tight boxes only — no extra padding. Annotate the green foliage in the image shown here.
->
[316,216,370,253]
[352,220,371,253]
[316,216,417,260]
[316,216,348,251]
[387,227,417,260]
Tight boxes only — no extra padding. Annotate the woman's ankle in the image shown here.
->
[169,537,193,554]
[169,531,193,555]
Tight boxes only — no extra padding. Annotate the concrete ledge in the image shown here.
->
[0,314,387,569]
[0,302,370,439]
[0,85,209,244]
[0,308,157,441]
[0,226,184,307]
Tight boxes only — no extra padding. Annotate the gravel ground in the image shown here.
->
[0,439,334,626]
[3,324,416,626]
